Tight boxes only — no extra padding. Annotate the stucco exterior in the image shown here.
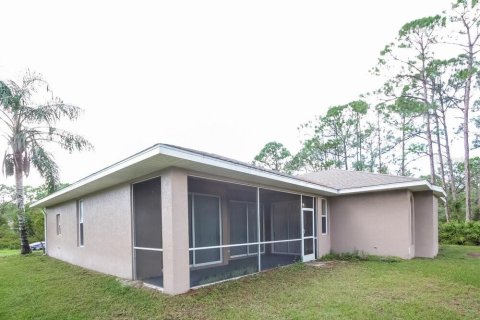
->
[413,191,439,258]
[316,197,331,258]
[161,168,190,295]
[329,190,414,259]
[45,183,132,279]
[38,144,443,295]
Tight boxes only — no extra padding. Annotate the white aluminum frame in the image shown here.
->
[320,198,328,235]
[56,213,61,236]
[301,195,316,262]
[77,200,84,247]
[189,192,223,267]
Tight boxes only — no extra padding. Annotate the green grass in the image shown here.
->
[0,249,21,257]
[1,245,479,319]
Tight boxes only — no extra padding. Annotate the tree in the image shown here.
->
[376,15,445,181]
[385,96,425,176]
[289,137,340,173]
[0,71,93,254]
[447,0,480,221]
[253,142,292,173]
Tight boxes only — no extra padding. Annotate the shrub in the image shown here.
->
[439,221,480,246]
[321,250,401,262]
[0,225,19,249]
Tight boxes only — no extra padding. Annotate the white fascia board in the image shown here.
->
[31,143,445,209]
[158,145,338,195]
[32,145,337,208]
[31,146,161,208]
[337,180,446,197]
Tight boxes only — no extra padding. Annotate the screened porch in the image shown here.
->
[188,177,319,287]
[131,174,326,290]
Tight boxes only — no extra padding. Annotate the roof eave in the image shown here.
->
[337,180,446,197]
[31,144,338,208]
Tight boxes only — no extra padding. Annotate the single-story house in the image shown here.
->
[32,144,444,295]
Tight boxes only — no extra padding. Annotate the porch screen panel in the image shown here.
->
[229,202,248,257]
[188,196,193,264]
[133,177,162,286]
[288,201,301,254]
[193,194,221,264]
[247,203,258,253]
[272,204,289,253]
[133,177,162,248]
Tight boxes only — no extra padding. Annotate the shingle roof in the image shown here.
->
[298,169,421,190]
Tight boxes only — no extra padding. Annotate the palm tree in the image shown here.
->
[0,71,93,254]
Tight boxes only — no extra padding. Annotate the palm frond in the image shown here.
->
[30,144,59,193]
[2,152,14,177]
[21,101,83,124]
[24,127,93,153]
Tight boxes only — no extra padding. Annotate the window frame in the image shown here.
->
[78,200,85,247]
[320,198,328,235]
[56,214,61,235]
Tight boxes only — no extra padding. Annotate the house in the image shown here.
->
[32,144,444,295]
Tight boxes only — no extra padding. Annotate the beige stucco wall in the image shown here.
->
[329,190,414,259]
[161,168,190,295]
[46,183,132,279]
[413,191,439,258]
[316,197,331,258]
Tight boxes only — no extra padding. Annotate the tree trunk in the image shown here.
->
[14,151,31,254]
[377,109,382,173]
[426,111,435,184]
[434,109,449,221]
[463,19,474,222]
[420,48,435,185]
[464,106,472,221]
[440,106,456,200]
[401,115,406,176]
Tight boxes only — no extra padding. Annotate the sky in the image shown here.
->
[0,0,456,187]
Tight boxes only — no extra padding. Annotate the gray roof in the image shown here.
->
[298,169,421,190]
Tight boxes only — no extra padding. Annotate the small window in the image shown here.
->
[56,214,61,235]
[321,199,328,235]
[78,200,84,247]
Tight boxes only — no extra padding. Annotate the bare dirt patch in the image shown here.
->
[467,252,480,258]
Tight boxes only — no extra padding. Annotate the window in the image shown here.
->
[78,200,84,247]
[56,214,61,235]
[321,199,328,235]
[188,193,222,266]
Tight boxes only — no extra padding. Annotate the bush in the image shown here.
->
[0,225,19,249]
[321,250,402,262]
[439,221,480,246]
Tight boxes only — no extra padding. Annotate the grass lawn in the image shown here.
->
[0,249,21,257]
[0,245,479,319]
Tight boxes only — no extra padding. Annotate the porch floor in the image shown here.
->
[142,254,301,288]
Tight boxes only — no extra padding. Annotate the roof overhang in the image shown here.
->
[31,144,446,209]
[336,180,446,198]
[31,144,338,208]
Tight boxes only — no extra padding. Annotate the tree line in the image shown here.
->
[0,184,54,249]
[254,1,480,222]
